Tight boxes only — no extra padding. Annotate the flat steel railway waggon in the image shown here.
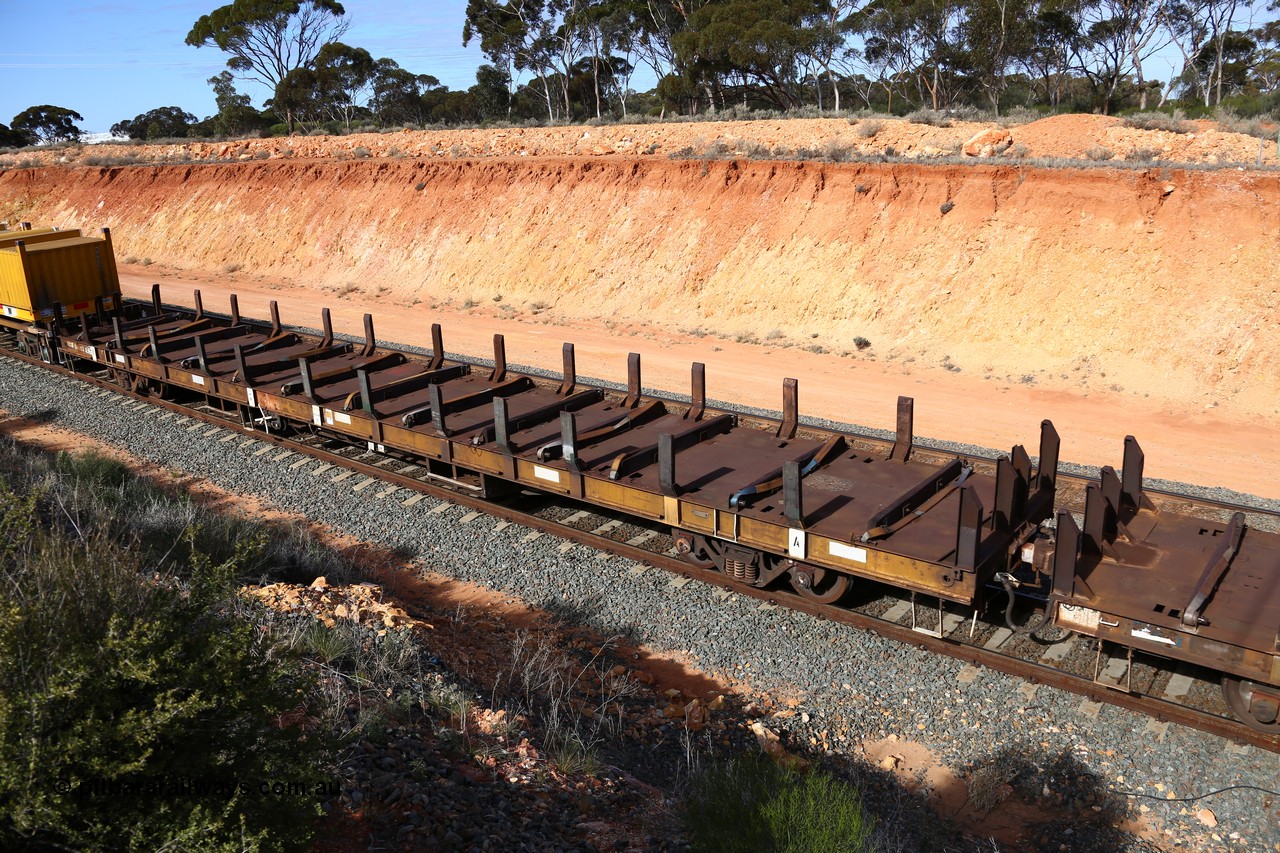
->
[6,280,1280,736]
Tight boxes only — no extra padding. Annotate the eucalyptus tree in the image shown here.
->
[206,71,268,136]
[1017,0,1083,107]
[1246,18,1280,93]
[464,0,560,118]
[370,60,447,126]
[313,42,377,129]
[270,66,327,127]
[1181,23,1258,101]
[573,0,639,115]
[546,0,592,117]
[962,0,1038,113]
[630,0,714,82]
[675,0,827,110]
[858,0,968,111]
[808,0,865,111]
[0,124,30,148]
[856,0,924,110]
[11,106,83,144]
[1162,0,1213,102]
[471,64,516,119]
[187,0,349,90]
[1198,0,1251,104]
[1068,0,1169,112]
[110,107,198,140]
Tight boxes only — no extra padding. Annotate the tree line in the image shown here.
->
[465,0,1279,118]
[3,0,1278,147]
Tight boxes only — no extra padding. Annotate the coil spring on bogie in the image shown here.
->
[725,558,759,584]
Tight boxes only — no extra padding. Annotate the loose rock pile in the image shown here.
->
[244,576,430,633]
[12,113,1279,169]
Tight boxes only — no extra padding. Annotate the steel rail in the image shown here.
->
[0,344,1275,753]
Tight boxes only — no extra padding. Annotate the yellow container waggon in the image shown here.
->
[0,227,118,327]
[0,226,79,249]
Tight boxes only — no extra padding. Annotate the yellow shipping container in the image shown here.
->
[0,228,119,324]
[0,227,82,251]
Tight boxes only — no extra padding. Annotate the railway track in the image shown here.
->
[3,336,1277,754]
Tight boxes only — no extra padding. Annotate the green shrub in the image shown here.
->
[0,482,329,851]
[52,450,130,490]
[683,757,874,853]
[997,105,1043,127]
[1214,107,1279,139]
[1123,110,1191,134]
[545,731,602,776]
[300,620,359,667]
[702,140,730,159]
[83,155,143,167]
[21,448,352,584]
[823,141,854,162]
[905,109,952,127]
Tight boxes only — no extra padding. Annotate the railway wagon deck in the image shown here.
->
[1050,453,1280,728]
[55,286,1054,607]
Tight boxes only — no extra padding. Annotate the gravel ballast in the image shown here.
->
[1,353,1277,852]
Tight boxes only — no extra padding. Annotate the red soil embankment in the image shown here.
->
[2,156,1276,424]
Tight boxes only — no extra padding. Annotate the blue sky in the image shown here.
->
[1,1,487,133]
[6,2,1273,135]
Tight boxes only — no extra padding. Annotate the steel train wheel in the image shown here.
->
[789,566,851,604]
[677,533,718,570]
[1221,675,1280,734]
[136,377,169,399]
